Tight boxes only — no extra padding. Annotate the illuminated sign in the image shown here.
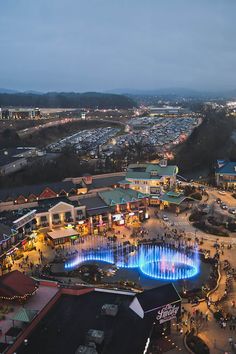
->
[156,303,180,324]
[112,214,124,221]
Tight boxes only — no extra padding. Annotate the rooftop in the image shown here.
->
[87,175,125,190]
[0,208,35,228]
[216,161,236,175]
[132,283,181,316]
[160,192,188,205]
[79,195,108,210]
[16,290,153,354]
[126,163,178,180]
[36,197,79,213]
[99,188,145,206]
[0,181,76,202]
[0,270,37,300]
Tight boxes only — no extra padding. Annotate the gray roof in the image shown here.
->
[87,175,125,189]
[79,195,108,210]
[0,181,76,202]
[87,207,111,216]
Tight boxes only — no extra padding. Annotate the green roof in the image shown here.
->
[11,307,37,323]
[126,171,150,179]
[145,165,177,175]
[166,191,182,197]
[160,192,188,205]
[99,188,146,206]
[126,164,178,180]
[118,179,132,184]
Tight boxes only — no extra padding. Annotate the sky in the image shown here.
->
[0,0,236,92]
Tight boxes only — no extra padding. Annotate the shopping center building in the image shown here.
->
[0,162,178,257]
[123,161,178,205]
[215,160,236,189]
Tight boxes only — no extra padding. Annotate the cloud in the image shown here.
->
[0,0,235,91]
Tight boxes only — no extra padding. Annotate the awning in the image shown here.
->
[47,228,79,240]
[11,307,37,323]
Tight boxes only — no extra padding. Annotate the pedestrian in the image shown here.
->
[229,337,233,347]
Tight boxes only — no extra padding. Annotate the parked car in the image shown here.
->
[229,208,236,215]
[221,203,228,210]
[162,215,169,222]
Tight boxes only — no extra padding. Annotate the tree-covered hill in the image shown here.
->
[0,92,137,109]
[174,108,236,173]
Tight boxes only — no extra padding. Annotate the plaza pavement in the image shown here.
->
[7,198,236,354]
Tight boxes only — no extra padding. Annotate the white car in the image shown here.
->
[162,215,169,222]
[229,208,236,215]
[218,190,226,195]
[221,203,228,210]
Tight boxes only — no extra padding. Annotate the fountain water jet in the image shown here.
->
[64,236,199,280]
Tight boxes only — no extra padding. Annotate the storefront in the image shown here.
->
[76,220,89,236]
[112,213,125,226]
[125,211,140,226]
[129,283,182,348]
[149,196,161,206]
[47,228,79,245]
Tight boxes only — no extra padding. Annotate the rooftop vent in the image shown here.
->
[101,304,118,317]
[159,159,167,167]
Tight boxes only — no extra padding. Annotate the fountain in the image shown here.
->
[64,236,199,281]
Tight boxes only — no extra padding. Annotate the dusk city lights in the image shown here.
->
[0,1,236,354]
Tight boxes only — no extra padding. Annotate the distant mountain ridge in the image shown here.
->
[2,87,236,100]
[0,91,137,109]
[106,87,236,99]
[0,88,19,94]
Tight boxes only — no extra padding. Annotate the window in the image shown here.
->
[76,209,84,220]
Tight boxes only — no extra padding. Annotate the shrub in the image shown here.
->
[191,192,202,201]
[189,211,205,222]
[213,310,223,321]
[227,223,236,232]
[193,221,229,236]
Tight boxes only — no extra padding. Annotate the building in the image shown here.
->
[0,149,28,176]
[124,161,178,203]
[15,284,181,354]
[0,108,41,120]
[0,180,78,210]
[0,184,148,251]
[0,270,37,301]
[149,106,189,116]
[0,147,46,177]
[215,160,236,189]
[0,208,37,260]
[36,199,86,230]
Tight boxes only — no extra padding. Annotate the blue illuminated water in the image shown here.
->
[65,237,199,281]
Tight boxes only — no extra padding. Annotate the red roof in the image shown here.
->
[0,270,37,299]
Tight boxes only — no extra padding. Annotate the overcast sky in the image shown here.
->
[1,0,236,92]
